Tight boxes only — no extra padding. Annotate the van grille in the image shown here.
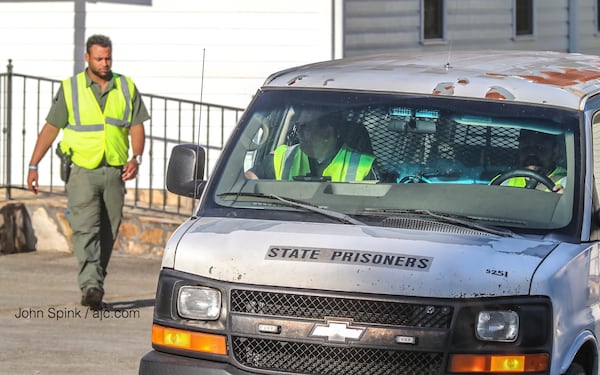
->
[230,289,453,328]
[232,336,443,375]
[229,290,451,374]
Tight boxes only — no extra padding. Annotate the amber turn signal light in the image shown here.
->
[448,353,549,373]
[152,324,227,355]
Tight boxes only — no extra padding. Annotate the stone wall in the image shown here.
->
[0,190,185,257]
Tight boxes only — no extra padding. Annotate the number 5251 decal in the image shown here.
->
[486,269,508,278]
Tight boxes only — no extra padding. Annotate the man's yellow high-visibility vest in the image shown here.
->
[60,72,135,169]
[502,167,567,190]
[273,144,375,182]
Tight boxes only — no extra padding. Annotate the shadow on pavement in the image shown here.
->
[105,299,155,310]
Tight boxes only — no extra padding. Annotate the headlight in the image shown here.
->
[177,286,221,320]
[476,310,519,342]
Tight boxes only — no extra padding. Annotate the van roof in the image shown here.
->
[264,50,600,110]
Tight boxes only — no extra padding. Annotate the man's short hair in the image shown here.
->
[86,34,112,53]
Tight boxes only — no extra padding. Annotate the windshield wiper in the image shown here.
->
[217,192,364,225]
[360,208,514,237]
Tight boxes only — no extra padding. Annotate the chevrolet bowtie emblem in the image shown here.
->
[309,320,365,343]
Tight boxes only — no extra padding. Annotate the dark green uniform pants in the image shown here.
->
[66,165,125,292]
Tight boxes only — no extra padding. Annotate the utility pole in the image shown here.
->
[74,0,87,74]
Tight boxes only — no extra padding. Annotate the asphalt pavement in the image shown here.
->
[0,250,162,375]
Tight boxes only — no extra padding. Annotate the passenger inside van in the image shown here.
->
[491,129,566,193]
[245,108,378,182]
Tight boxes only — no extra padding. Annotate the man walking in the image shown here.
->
[27,34,150,310]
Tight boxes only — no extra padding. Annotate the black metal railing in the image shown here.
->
[0,60,245,216]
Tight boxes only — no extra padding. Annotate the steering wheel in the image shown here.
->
[398,175,428,183]
[490,169,556,191]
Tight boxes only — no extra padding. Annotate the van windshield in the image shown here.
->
[211,89,580,231]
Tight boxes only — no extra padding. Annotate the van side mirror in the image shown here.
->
[166,144,206,198]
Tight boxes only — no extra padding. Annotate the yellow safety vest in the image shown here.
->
[273,144,375,182]
[502,167,567,190]
[60,72,135,169]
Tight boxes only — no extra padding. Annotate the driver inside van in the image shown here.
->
[245,108,377,182]
[493,129,566,193]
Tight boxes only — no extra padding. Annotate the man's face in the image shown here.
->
[85,45,112,81]
[295,111,337,158]
[518,131,556,173]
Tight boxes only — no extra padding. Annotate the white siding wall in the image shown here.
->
[0,2,74,77]
[343,0,421,55]
[579,0,600,54]
[0,0,335,109]
[344,0,600,56]
[86,0,335,108]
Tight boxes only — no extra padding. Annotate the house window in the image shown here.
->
[515,0,534,36]
[422,0,445,41]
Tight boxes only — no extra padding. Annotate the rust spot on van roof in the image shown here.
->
[432,82,455,95]
[485,73,506,78]
[485,86,515,101]
[519,68,600,87]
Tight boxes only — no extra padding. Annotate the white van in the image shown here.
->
[139,50,600,375]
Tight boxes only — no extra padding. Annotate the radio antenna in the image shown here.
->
[193,48,206,205]
[445,41,453,70]
[197,48,206,147]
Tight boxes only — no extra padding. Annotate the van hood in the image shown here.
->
[171,217,558,298]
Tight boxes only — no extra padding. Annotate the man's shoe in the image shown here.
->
[81,287,104,311]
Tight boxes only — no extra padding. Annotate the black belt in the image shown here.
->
[97,157,120,169]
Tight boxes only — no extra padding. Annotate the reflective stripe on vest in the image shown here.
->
[346,152,362,180]
[280,144,300,179]
[68,75,132,130]
[61,72,135,168]
[273,144,374,182]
